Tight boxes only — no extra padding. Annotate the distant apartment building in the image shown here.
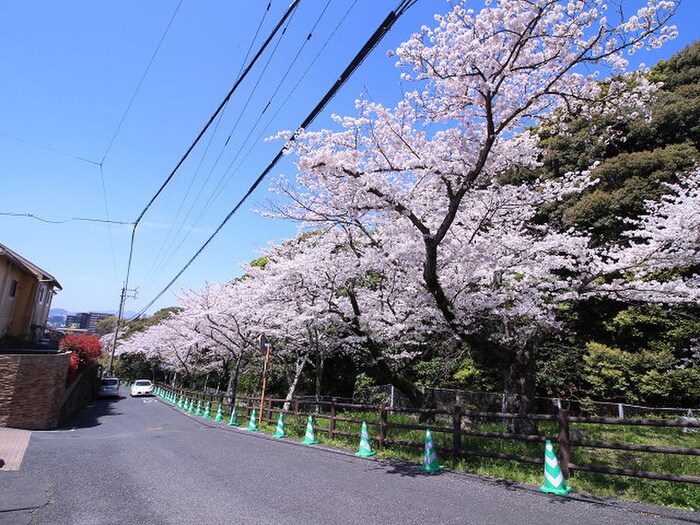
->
[0,243,62,343]
[65,312,112,333]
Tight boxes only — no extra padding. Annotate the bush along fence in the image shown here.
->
[154,384,700,488]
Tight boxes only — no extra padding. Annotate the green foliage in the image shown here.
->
[527,42,700,410]
[94,315,116,336]
[603,304,700,357]
[121,307,182,340]
[583,342,680,404]
[666,368,700,407]
[452,356,500,392]
[535,343,588,399]
[114,352,159,381]
[539,41,700,244]
[561,143,697,238]
[249,255,269,270]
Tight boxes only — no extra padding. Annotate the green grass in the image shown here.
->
[169,395,699,510]
[255,407,700,510]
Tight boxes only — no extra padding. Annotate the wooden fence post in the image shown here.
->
[294,398,299,416]
[558,408,571,479]
[452,405,462,459]
[379,403,387,451]
[329,398,336,439]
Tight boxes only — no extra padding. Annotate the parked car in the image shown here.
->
[98,377,120,398]
[130,379,154,397]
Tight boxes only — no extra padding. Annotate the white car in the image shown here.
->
[98,378,120,398]
[130,379,154,397]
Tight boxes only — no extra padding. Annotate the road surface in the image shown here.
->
[0,395,697,525]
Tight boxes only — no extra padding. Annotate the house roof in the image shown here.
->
[0,243,62,290]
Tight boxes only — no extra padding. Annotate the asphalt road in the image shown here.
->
[1,395,698,525]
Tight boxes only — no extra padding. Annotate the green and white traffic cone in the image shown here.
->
[301,415,318,445]
[355,421,376,457]
[203,402,212,419]
[195,400,202,416]
[420,429,444,473]
[540,440,572,496]
[187,398,195,413]
[177,395,184,409]
[272,412,287,438]
[214,404,224,422]
[228,407,239,426]
[247,409,259,431]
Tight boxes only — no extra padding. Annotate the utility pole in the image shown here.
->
[108,284,137,377]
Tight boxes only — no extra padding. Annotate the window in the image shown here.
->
[8,279,17,298]
[38,287,45,303]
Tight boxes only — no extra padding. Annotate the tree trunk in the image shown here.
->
[225,355,242,405]
[503,346,537,435]
[363,358,424,407]
[315,352,324,404]
[283,358,307,412]
[345,287,424,407]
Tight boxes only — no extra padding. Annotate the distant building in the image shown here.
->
[65,312,112,333]
[0,243,62,344]
[65,313,87,329]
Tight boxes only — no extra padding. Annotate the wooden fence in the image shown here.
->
[157,384,700,485]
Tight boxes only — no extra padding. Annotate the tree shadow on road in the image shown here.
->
[57,396,124,430]
[369,458,440,478]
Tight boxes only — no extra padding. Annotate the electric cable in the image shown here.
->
[198,0,359,216]
[142,2,296,284]
[191,0,334,225]
[131,0,419,318]
[111,0,302,356]
[145,0,323,281]
[143,0,273,280]
[100,0,184,165]
[99,163,120,279]
[0,212,133,225]
[0,131,99,165]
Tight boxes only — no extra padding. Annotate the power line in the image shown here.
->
[191,0,335,227]
[112,0,302,349]
[0,131,100,165]
[122,0,300,292]
[194,0,360,223]
[100,0,184,165]
[132,0,419,318]
[0,212,133,225]
[130,0,301,229]
[142,2,299,284]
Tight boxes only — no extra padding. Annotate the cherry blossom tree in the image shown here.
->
[601,168,700,303]
[177,281,259,402]
[271,0,678,427]
[115,311,208,387]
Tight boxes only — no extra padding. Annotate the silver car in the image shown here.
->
[98,378,120,398]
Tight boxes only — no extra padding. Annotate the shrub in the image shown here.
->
[60,334,102,385]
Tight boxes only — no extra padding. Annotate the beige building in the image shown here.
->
[0,243,61,344]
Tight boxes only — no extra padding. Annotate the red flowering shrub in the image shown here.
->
[60,334,102,386]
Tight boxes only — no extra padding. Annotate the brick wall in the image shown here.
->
[0,352,70,430]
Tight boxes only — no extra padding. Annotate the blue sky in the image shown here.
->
[1,0,698,317]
